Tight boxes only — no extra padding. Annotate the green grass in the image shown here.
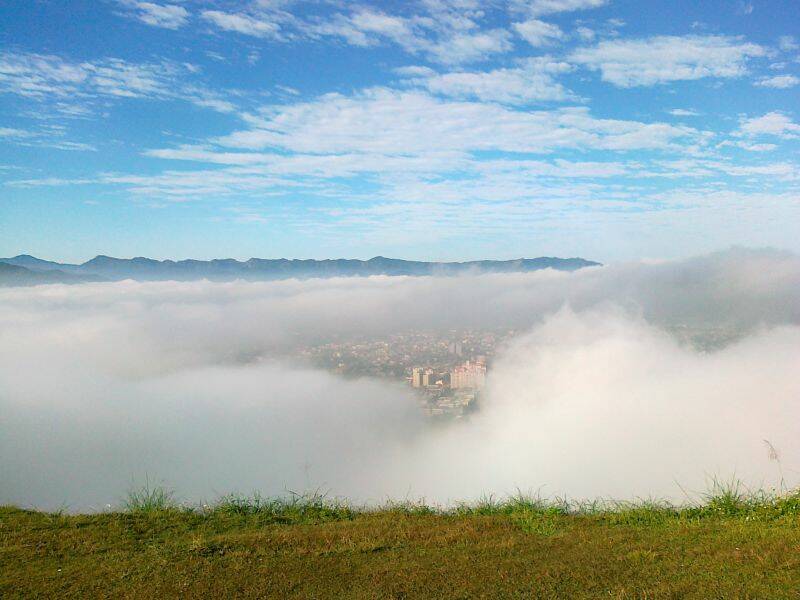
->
[211,491,356,524]
[123,479,177,514]
[2,486,800,598]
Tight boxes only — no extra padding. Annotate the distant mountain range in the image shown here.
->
[0,254,601,286]
[0,261,105,286]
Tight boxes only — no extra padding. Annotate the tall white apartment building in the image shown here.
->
[450,360,486,389]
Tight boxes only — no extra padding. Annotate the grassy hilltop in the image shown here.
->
[3,486,800,599]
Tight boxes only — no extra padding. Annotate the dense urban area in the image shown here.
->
[295,328,519,418]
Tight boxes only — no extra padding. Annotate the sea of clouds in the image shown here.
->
[1,248,799,511]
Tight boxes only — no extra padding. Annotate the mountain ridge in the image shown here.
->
[0,262,104,286]
[0,254,601,285]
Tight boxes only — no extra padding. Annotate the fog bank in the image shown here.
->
[1,248,799,510]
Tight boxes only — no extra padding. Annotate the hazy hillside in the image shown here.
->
[0,262,104,286]
[0,255,82,273]
[0,254,600,283]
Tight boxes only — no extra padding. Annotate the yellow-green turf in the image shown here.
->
[2,505,799,598]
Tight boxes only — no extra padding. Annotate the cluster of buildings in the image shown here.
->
[297,329,507,380]
[411,358,486,390]
[422,389,477,418]
[294,328,511,420]
[410,358,487,419]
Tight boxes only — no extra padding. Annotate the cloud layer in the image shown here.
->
[2,249,800,510]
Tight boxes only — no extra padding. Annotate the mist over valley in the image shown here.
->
[2,248,798,511]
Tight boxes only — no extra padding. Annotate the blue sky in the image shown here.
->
[0,0,798,263]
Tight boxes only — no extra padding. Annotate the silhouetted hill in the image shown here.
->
[0,254,82,273]
[0,254,601,283]
[0,262,104,286]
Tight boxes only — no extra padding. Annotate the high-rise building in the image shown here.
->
[450,360,486,389]
[448,341,463,357]
[411,367,424,388]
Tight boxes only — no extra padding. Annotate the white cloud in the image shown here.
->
[425,28,514,64]
[755,74,800,89]
[276,84,300,96]
[0,127,33,138]
[717,140,778,152]
[668,109,700,117]
[195,3,514,65]
[130,2,189,29]
[349,9,418,43]
[200,10,281,38]
[191,97,238,113]
[98,168,305,199]
[575,26,596,42]
[514,0,609,17]
[141,146,468,174]
[306,10,415,48]
[0,52,86,97]
[300,7,511,64]
[513,19,565,47]
[399,58,574,104]
[779,35,799,52]
[189,154,625,180]
[737,111,800,139]
[719,162,798,180]
[0,124,96,152]
[215,88,698,155]
[570,35,767,87]
[0,51,235,114]
[394,65,437,77]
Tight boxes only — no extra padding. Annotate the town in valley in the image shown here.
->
[296,329,519,418]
